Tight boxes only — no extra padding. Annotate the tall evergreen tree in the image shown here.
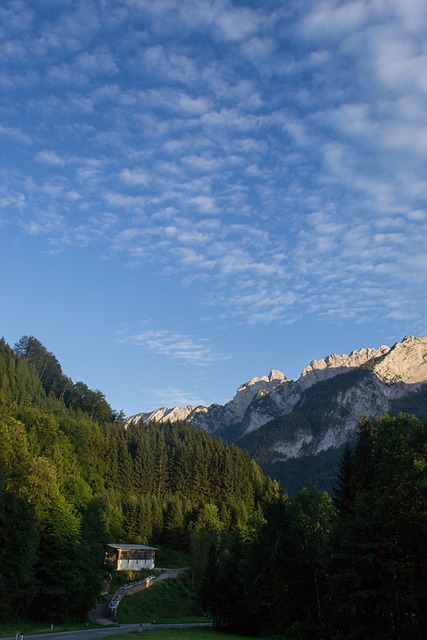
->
[333,442,355,519]
[14,336,71,401]
[326,414,427,640]
[0,482,39,620]
[0,338,46,407]
[80,498,110,609]
[163,495,186,548]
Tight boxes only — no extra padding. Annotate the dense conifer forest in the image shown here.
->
[0,336,426,638]
[0,337,277,622]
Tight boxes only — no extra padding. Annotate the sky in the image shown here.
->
[1,0,427,417]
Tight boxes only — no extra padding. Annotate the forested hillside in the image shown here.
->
[0,336,425,639]
[0,337,277,622]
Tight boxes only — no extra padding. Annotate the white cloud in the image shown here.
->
[75,47,119,75]
[0,125,32,145]
[0,1,34,37]
[300,0,369,37]
[119,168,151,186]
[21,211,66,236]
[123,329,230,365]
[213,4,260,42]
[0,191,26,210]
[144,386,206,408]
[103,191,147,209]
[389,0,427,33]
[187,195,217,213]
[240,35,275,63]
[320,103,375,137]
[374,37,427,95]
[124,0,263,43]
[178,93,211,114]
[46,63,89,86]
[35,150,65,165]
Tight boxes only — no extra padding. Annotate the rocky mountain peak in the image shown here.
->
[372,335,427,384]
[127,336,427,452]
[269,369,288,382]
[302,344,390,378]
[237,369,288,392]
[126,335,427,494]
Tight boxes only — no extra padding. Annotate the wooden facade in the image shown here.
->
[107,543,158,571]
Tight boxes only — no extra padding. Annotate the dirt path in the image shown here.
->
[154,568,188,581]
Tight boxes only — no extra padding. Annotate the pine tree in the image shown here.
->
[163,494,186,548]
[155,428,169,497]
[333,442,355,519]
[326,415,427,639]
[14,336,72,401]
[0,483,39,620]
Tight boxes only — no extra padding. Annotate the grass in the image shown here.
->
[110,569,155,593]
[115,576,207,625]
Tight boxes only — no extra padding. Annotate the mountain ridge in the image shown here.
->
[128,335,427,431]
[127,335,427,492]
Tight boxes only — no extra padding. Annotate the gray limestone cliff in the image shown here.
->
[127,336,427,482]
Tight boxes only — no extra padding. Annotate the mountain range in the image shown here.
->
[128,335,427,492]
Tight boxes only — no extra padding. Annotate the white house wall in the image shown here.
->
[117,558,155,571]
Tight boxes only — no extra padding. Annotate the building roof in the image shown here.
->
[108,543,158,551]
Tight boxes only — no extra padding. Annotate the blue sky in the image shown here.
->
[1,0,426,416]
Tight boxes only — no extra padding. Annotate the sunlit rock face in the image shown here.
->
[127,336,427,463]
[300,345,391,385]
[370,335,427,384]
[128,369,290,433]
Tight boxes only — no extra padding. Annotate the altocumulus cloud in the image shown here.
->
[122,330,231,366]
[1,0,427,333]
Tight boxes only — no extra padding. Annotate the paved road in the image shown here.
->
[4,569,209,640]
[5,623,212,640]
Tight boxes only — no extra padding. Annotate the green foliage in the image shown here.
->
[0,339,46,408]
[262,445,344,495]
[14,336,72,401]
[0,486,39,620]
[64,381,118,425]
[190,503,224,587]
[155,547,190,569]
[0,336,276,624]
[326,414,427,639]
[115,577,204,623]
[3,335,424,639]
[198,414,426,639]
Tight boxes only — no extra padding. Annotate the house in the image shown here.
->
[107,543,158,571]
